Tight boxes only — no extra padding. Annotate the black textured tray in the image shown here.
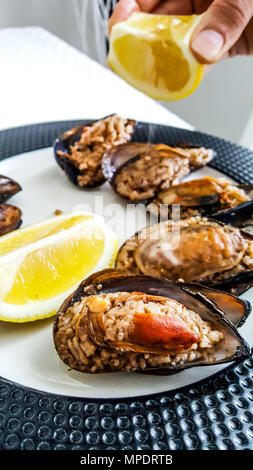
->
[0,120,252,451]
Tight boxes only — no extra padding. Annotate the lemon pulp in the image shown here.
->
[3,226,104,305]
[114,34,190,92]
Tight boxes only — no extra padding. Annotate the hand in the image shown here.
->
[109,0,253,63]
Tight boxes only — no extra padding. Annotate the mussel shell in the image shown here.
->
[54,269,250,374]
[182,283,251,328]
[102,142,216,203]
[208,227,253,295]
[116,219,253,295]
[134,223,247,283]
[0,203,22,236]
[54,116,136,189]
[0,175,22,203]
[149,179,253,226]
[57,269,250,327]
[238,183,253,195]
[213,271,253,296]
[211,199,253,227]
[153,178,221,208]
[54,124,86,187]
[209,228,253,295]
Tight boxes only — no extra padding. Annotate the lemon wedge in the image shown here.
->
[0,212,118,322]
[108,12,205,101]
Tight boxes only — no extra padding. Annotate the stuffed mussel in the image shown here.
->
[149,176,253,224]
[0,175,22,236]
[102,142,215,202]
[54,115,135,188]
[53,269,250,374]
[0,203,22,236]
[0,175,21,203]
[115,216,253,295]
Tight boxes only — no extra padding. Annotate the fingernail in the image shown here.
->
[191,29,224,62]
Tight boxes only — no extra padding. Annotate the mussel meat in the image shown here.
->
[0,203,22,236]
[149,176,253,225]
[102,142,215,202]
[54,115,135,188]
[0,175,22,203]
[115,216,253,295]
[53,269,250,374]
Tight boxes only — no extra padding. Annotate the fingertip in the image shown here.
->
[108,16,115,36]
[190,29,224,64]
[108,0,140,36]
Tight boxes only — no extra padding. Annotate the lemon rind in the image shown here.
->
[109,13,205,101]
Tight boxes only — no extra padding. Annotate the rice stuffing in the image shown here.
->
[66,114,135,187]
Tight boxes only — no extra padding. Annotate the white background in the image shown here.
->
[0,0,253,146]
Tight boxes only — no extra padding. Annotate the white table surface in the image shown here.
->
[0,27,193,131]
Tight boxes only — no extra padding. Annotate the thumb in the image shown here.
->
[191,0,253,63]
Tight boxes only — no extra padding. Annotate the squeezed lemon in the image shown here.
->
[108,13,205,101]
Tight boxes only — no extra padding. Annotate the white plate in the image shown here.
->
[0,147,252,399]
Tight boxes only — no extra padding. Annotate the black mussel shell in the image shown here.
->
[182,283,251,328]
[0,203,22,236]
[212,200,253,227]
[116,219,253,296]
[54,269,250,374]
[150,177,221,217]
[148,179,253,225]
[0,175,22,203]
[207,227,253,296]
[213,271,253,297]
[54,124,86,187]
[238,183,253,194]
